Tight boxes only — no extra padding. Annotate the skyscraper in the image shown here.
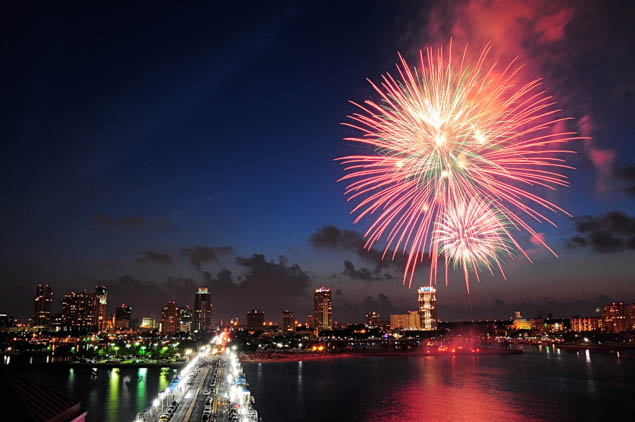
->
[281,309,295,333]
[247,309,264,331]
[418,286,438,331]
[194,287,214,332]
[314,287,333,331]
[33,283,53,327]
[161,301,180,335]
[603,302,628,333]
[365,311,380,328]
[61,290,97,332]
[115,304,132,329]
[180,305,193,333]
[95,286,108,331]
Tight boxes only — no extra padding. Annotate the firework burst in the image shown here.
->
[338,43,582,289]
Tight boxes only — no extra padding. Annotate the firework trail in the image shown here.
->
[338,43,583,290]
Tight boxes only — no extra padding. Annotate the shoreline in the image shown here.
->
[240,349,523,363]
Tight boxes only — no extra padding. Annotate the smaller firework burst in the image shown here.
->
[433,199,515,292]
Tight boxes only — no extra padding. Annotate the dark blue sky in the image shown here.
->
[2,1,634,323]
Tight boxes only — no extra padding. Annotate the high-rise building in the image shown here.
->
[61,290,97,332]
[418,286,438,331]
[180,305,193,333]
[33,283,53,327]
[95,286,108,331]
[603,302,628,333]
[115,304,132,329]
[571,316,604,332]
[247,309,264,331]
[314,287,333,331]
[161,301,180,335]
[390,314,409,330]
[627,304,635,331]
[281,309,295,333]
[194,287,214,332]
[365,311,380,328]
[305,314,315,330]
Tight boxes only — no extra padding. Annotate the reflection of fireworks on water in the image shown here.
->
[433,199,512,292]
[338,43,582,289]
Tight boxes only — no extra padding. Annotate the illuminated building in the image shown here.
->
[161,301,180,335]
[115,304,132,329]
[390,314,409,330]
[140,315,156,329]
[180,305,193,333]
[511,310,532,330]
[0,314,15,330]
[33,283,53,327]
[94,286,108,331]
[627,304,635,330]
[194,287,214,332]
[365,311,380,328]
[314,286,333,331]
[61,290,97,332]
[603,302,628,333]
[417,286,437,331]
[306,314,315,330]
[281,309,295,333]
[390,311,421,330]
[247,309,264,331]
[570,316,603,332]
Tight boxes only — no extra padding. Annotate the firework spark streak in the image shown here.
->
[338,43,583,290]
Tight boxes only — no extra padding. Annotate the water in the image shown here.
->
[242,347,635,422]
[8,347,635,421]
[10,366,178,422]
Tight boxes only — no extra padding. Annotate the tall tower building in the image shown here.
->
[179,305,193,333]
[61,290,97,332]
[280,309,295,333]
[33,283,53,327]
[418,286,438,331]
[194,287,213,332]
[115,304,132,329]
[247,309,264,331]
[95,286,108,331]
[161,301,180,335]
[314,287,333,331]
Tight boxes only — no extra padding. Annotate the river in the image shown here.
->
[6,346,635,421]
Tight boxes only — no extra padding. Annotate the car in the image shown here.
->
[201,415,210,422]
[158,414,169,422]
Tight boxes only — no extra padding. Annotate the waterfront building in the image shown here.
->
[365,311,380,328]
[390,313,409,330]
[417,286,438,331]
[511,310,533,330]
[95,285,108,331]
[314,286,333,331]
[570,316,604,332]
[33,283,53,327]
[161,301,180,335]
[0,314,15,331]
[603,302,628,333]
[281,309,295,333]
[180,305,193,333]
[247,309,264,331]
[61,290,97,332]
[115,304,132,329]
[627,304,635,330]
[194,287,214,332]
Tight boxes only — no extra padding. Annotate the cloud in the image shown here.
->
[567,211,635,253]
[342,260,376,281]
[134,251,172,265]
[181,245,233,271]
[614,164,635,195]
[310,225,420,274]
[402,1,618,194]
[89,213,149,227]
[202,254,312,318]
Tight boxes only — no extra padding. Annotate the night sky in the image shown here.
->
[2,1,635,323]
